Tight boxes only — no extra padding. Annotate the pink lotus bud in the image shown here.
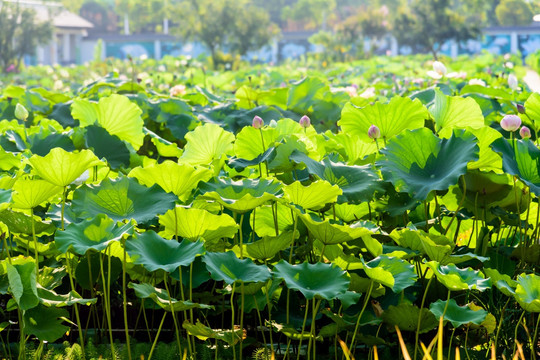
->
[299,115,311,128]
[500,114,522,132]
[252,115,264,129]
[508,74,518,90]
[520,126,531,139]
[517,104,526,114]
[368,124,381,139]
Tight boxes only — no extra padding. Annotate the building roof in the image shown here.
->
[2,0,93,29]
[52,10,93,29]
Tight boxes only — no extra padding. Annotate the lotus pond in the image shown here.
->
[0,54,539,360]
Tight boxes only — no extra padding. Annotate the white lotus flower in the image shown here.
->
[468,78,486,87]
[508,74,518,90]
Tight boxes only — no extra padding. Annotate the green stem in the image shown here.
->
[178,267,193,357]
[239,214,245,258]
[2,234,11,264]
[263,278,274,358]
[532,313,539,360]
[66,252,85,359]
[147,312,167,360]
[253,295,269,358]
[349,280,374,355]
[17,308,25,360]
[122,240,132,360]
[307,298,322,360]
[513,310,526,355]
[30,208,38,277]
[99,252,115,360]
[240,281,245,360]
[414,276,434,360]
[231,282,237,360]
[296,298,310,360]
[163,272,183,358]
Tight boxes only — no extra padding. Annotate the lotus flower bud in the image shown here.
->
[500,114,522,132]
[433,61,447,77]
[15,103,29,121]
[299,115,311,128]
[252,115,264,129]
[517,104,526,114]
[368,124,381,139]
[520,126,531,139]
[508,74,518,90]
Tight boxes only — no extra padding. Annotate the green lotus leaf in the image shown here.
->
[37,285,97,307]
[287,76,326,113]
[234,126,277,160]
[198,178,283,213]
[28,147,103,187]
[244,231,296,260]
[11,179,62,210]
[183,320,243,345]
[283,180,342,210]
[129,283,213,312]
[362,256,417,293]
[272,260,349,300]
[430,299,487,327]
[390,229,458,265]
[465,127,502,172]
[382,303,438,333]
[336,291,362,310]
[333,203,370,222]
[339,96,428,142]
[0,209,55,235]
[290,151,382,203]
[324,132,377,165]
[379,128,479,201]
[430,90,484,137]
[159,206,238,246]
[227,147,276,172]
[251,203,294,237]
[129,161,212,202]
[426,261,491,292]
[85,125,131,169]
[520,92,540,132]
[180,123,235,166]
[271,322,320,341]
[55,214,134,255]
[514,273,540,312]
[126,231,205,273]
[71,94,145,149]
[71,177,177,223]
[484,268,517,296]
[491,138,540,195]
[202,252,271,284]
[299,213,380,255]
[6,261,39,311]
[0,148,21,170]
[24,305,69,342]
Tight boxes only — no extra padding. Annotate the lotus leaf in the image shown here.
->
[159,206,238,245]
[491,137,540,195]
[126,231,205,273]
[430,90,484,137]
[426,262,491,291]
[6,261,39,310]
[514,273,540,312]
[339,96,428,142]
[0,209,55,235]
[202,252,271,284]
[55,214,134,255]
[244,231,296,260]
[382,303,438,333]
[272,260,349,300]
[180,123,235,166]
[283,180,342,210]
[129,283,213,312]
[379,128,479,201]
[85,125,131,168]
[228,147,277,171]
[429,298,487,327]
[71,94,145,149]
[11,179,62,209]
[484,268,517,296]
[234,125,277,160]
[183,320,243,345]
[71,177,177,223]
[24,305,69,342]
[251,203,294,237]
[29,147,103,187]
[361,256,417,292]
[198,178,283,213]
[129,161,212,201]
[465,127,502,172]
[37,285,97,307]
[289,151,382,203]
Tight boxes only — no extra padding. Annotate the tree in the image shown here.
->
[391,0,480,59]
[171,0,279,68]
[496,0,533,26]
[0,1,53,73]
[282,0,337,29]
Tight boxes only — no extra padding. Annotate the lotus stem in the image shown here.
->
[2,233,11,264]
[231,282,237,360]
[349,280,374,355]
[30,208,38,276]
[122,240,132,360]
[178,266,193,357]
[263,276,274,358]
[147,311,167,360]
[296,298,310,360]
[99,252,115,360]
[513,310,526,356]
[163,272,183,358]
[414,276,433,360]
[253,294,269,358]
[239,213,245,258]
[307,298,322,360]
[532,314,539,360]
[240,281,245,360]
